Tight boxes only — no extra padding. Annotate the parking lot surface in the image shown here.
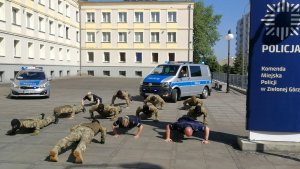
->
[0,77,299,169]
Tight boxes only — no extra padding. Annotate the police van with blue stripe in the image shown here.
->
[140,61,212,102]
[10,66,51,98]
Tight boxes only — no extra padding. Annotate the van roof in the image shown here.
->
[162,61,207,66]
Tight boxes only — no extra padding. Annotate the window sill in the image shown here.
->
[134,42,143,43]
[119,61,126,63]
[26,27,34,30]
[150,42,160,43]
[39,30,46,33]
[12,23,21,27]
[167,21,177,23]
[0,19,5,23]
[117,42,127,43]
[103,61,110,63]
[102,41,111,43]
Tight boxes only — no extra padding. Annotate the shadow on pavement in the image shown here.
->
[64,162,163,169]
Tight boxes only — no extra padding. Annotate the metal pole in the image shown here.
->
[79,2,82,76]
[226,39,230,93]
[187,4,191,62]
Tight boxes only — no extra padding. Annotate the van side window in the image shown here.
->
[190,66,202,77]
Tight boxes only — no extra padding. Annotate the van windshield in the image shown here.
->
[16,71,46,80]
[151,65,180,76]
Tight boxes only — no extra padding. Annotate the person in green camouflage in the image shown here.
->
[183,96,204,108]
[6,113,58,136]
[49,119,106,163]
[111,90,132,108]
[136,103,159,121]
[89,103,121,121]
[53,104,86,119]
[144,94,165,110]
[186,105,208,125]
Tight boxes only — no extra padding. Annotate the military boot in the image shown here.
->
[49,148,58,162]
[73,149,83,163]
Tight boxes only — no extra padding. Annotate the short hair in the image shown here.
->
[150,96,156,101]
[184,126,193,137]
[11,119,21,129]
[121,116,129,127]
[87,91,92,95]
[117,90,122,96]
[143,104,149,112]
[191,96,196,101]
[98,104,104,111]
[194,105,202,113]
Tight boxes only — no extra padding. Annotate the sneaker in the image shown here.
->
[49,149,58,162]
[73,150,83,163]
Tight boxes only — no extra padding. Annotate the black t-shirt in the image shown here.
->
[83,94,102,103]
[113,116,142,128]
[169,116,205,133]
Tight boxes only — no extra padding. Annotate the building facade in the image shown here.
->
[0,0,193,83]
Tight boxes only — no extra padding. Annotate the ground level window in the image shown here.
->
[119,71,126,77]
[67,70,70,76]
[103,71,110,76]
[50,71,54,78]
[59,70,63,77]
[88,70,94,76]
[169,53,175,61]
[0,71,3,82]
[135,71,142,77]
[14,71,18,78]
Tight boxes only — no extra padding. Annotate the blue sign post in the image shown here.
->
[247,0,300,137]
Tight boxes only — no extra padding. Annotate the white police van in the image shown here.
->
[10,66,51,98]
[140,61,212,102]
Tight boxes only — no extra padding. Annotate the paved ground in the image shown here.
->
[0,77,299,169]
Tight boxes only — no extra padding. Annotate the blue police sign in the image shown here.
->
[247,0,300,132]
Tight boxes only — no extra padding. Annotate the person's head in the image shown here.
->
[98,104,105,112]
[143,104,149,112]
[121,116,129,127]
[191,96,196,102]
[150,96,157,102]
[116,90,122,96]
[194,105,202,114]
[87,91,92,98]
[184,126,193,137]
[11,119,21,134]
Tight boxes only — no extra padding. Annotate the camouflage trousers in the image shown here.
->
[54,105,82,118]
[21,115,55,130]
[53,126,94,153]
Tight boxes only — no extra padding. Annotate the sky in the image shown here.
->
[85,0,250,61]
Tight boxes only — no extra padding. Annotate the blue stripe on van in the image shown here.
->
[170,80,211,87]
[143,75,169,83]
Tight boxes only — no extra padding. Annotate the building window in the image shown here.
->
[103,52,110,62]
[102,32,111,42]
[65,26,69,39]
[66,49,70,60]
[28,42,34,59]
[119,71,126,77]
[152,53,158,63]
[119,52,126,62]
[88,52,94,62]
[59,48,63,60]
[118,12,127,23]
[50,71,54,78]
[88,71,94,76]
[135,12,143,23]
[0,2,5,21]
[118,32,127,43]
[87,12,95,23]
[151,12,160,23]
[50,46,55,60]
[168,12,177,22]
[134,32,143,43]
[87,32,95,42]
[66,4,70,17]
[58,24,63,37]
[0,37,5,57]
[26,12,33,29]
[76,31,79,42]
[38,17,45,32]
[38,0,45,5]
[76,11,79,22]
[14,71,19,78]
[102,12,111,23]
[136,52,142,63]
[59,70,62,77]
[135,71,142,77]
[103,71,110,76]
[169,53,175,61]
[49,20,55,35]
[12,7,20,25]
[14,40,20,58]
[0,71,3,82]
[168,32,176,43]
[58,0,63,14]
[151,32,159,43]
[67,70,70,76]
[40,44,45,59]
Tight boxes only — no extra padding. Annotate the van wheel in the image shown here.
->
[171,89,178,103]
[200,87,209,99]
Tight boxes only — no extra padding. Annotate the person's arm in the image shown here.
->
[99,126,107,144]
[134,125,143,139]
[202,126,210,144]
[136,107,142,117]
[112,120,119,137]
[81,96,87,107]
[111,94,117,105]
[165,124,172,142]
[202,108,208,125]
[153,108,159,121]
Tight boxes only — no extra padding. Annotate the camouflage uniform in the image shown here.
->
[136,104,159,121]
[49,120,106,163]
[111,90,132,107]
[54,105,85,118]
[187,106,208,125]
[144,94,165,109]
[89,104,121,120]
[183,96,204,107]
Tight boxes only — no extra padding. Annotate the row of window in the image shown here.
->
[86,52,175,63]
[86,32,176,43]
[86,11,177,23]
[0,37,75,61]
[88,70,143,77]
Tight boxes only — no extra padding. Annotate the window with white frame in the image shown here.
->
[118,32,127,42]
[14,40,20,58]
[118,12,127,23]
[58,0,63,14]
[49,0,54,9]
[58,24,63,37]
[59,48,63,60]
[152,53,158,63]
[88,52,94,62]
[86,12,95,23]
[86,32,95,42]
[38,0,45,5]
[49,20,55,35]
[39,17,45,32]
[66,4,70,17]
[26,12,33,29]
[151,12,160,22]
[0,37,5,57]
[50,46,55,60]
[119,52,126,62]
[136,52,142,63]
[134,32,143,43]
[102,12,111,23]
[151,32,159,43]
[135,12,143,23]
[103,52,110,62]
[102,32,111,42]
[12,7,20,25]
[76,31,79,42]
[76,11,79,22]
[65,26,69,39]
[0,2,5,21]
[28,42,34,59]
[66,49,70,60]
[40,44,45,59]
[168,12,177,22]
[169,53,175,61]
[168,32,176,43]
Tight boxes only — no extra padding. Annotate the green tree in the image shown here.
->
[232,48,247,75]
[201,55,220,72]
[193,1,222,63]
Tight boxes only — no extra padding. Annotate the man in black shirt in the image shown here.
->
[81,92,102,107]
[112,116,143,139]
